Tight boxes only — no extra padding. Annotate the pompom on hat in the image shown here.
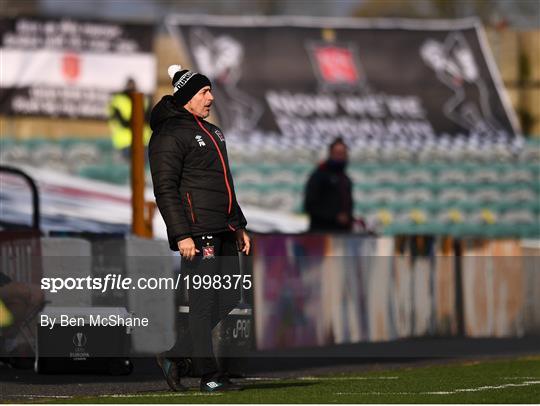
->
[168,64,211,106]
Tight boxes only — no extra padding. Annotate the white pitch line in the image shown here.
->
[503,376,540,380]
[4,391,222,400]
[4,395,73,399]
[336,380,540,396]
[424,381,540,395]
[299,376,399,381]
[245,376,399,382]
[99,392,223,398]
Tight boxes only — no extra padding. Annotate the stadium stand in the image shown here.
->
[1,135,539,237]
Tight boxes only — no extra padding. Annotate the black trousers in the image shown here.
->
[165,231,241,378]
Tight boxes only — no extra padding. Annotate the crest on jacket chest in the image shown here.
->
[195,134,206,147]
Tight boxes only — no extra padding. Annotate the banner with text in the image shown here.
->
[168,16,517,139]
[0,17,156,119]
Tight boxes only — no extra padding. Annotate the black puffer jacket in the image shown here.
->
[148,95,247,251]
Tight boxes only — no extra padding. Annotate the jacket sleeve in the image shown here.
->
[235,200,248,229]
[230,176,248,229]
[304,171,336,221]
[148,132,191,250]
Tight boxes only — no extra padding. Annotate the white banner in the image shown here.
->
[0,17,156,119]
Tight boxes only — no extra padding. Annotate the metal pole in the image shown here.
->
[130,92,147,237]
[0,165,40,231]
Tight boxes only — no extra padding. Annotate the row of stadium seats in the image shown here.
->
[1,136,538,237]
[232,162,539,236]
[353,186,538,204]
[225,134,540,164]
[235,184,539,213]
[0,138,120,174]
[231,163,539,185]
[236,182,539,202]
[358,205,538,238]
[2,136,539,173]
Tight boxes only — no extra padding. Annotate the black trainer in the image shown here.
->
[200,376,244,392]
[219,376,244,391]
[200,379,226,392]
[156,353,188,392]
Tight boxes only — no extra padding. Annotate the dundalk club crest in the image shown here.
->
[62,53,80,83]
[202,245,215,260]
[306,31,366,90]
[202,235,215,260]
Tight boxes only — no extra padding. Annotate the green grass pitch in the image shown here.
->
[45,355,539,404]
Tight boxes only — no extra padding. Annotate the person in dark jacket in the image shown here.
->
[149,64,250,393]
[304,137,354,232]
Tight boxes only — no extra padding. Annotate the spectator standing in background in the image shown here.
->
[304,137,354,232]
[108,77,151,161]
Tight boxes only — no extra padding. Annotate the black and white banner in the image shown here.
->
[0,17,156,119]
[167,16,518,139]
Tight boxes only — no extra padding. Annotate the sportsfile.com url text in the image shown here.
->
[41,273,251,293]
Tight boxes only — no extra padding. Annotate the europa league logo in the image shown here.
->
[73,332,87,347]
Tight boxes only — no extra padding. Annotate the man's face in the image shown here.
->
[330,143,348,163]
[185,86,214,118]
[125,79,136,93]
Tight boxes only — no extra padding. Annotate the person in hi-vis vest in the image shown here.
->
[108,78,152,160]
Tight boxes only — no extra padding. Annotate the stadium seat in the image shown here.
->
[0,144,31,165]
[436,168,468,184]
[436,207,467,225]
[365,189,398,204]
[469,168,499,184]
[499,210,537,225]
[371,170,401,185]
[263,188,301,212]
[65,143,101,171]
[31,144,66,171]
[348,170,368,184]
[266,168,299,185]
[24,138,47,151]
[93,138,114,153]
[470,188,502,203]
[502,168,534,184]
[503,188,537,203]
[236,188,261,207]
[438,188,468,203]
[403,169,432,184]
[78,164,130,184]
[235,170,266,186]
[520,143,540,163]
[402,187,433,203]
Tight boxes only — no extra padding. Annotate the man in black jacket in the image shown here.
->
[304,138,354,232]
[149,64,250,392]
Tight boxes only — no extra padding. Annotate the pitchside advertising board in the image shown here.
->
[167,16,519,139]
[0,17,156,119]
